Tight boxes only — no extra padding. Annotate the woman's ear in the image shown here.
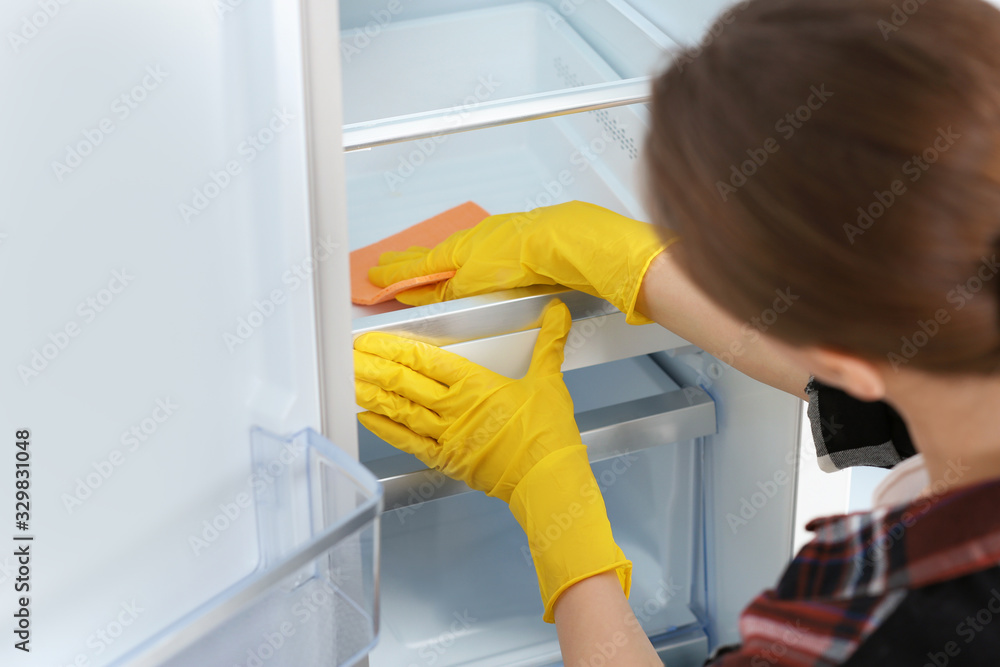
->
[805,347,887,402]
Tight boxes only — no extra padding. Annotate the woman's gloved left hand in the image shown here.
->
[369,201,676,325]
[354,300,631,622]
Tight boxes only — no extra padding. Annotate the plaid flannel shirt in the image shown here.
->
[710,476,1000,665]
[707,380,1000,665]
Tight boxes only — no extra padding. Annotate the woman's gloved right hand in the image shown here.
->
[369,201,677,324]
[354,300,631,622]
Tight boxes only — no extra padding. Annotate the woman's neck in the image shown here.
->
[886,369,1000,494]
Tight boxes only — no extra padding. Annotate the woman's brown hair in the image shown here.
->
[645,0,1000,374]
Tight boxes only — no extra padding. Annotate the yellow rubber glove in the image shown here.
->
[354,301,631,622]
[369,201,677,325]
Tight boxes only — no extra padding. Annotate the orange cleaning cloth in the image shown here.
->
[350,201,490,306]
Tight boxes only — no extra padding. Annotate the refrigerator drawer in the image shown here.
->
[374,442,707,667]
[366,366,715,510]
[362,355,716,666]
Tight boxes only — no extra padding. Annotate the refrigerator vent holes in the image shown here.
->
[552,57,640,161]
[553,56,585,88]
[592,108,639,161]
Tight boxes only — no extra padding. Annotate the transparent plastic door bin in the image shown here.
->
[114,428,383,667]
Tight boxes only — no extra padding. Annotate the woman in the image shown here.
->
[353,0,1000,663]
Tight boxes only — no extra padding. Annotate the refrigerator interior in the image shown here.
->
[342,1,803,664]
[343,2,652,261]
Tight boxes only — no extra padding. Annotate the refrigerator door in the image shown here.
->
[1,0,359,663]
[113,428,383,667]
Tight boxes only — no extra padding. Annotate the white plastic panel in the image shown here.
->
[0,0,318,664]
[555,0,679,79]
[341,3,620,124]
[624,0,746,46]
[653,350,801,649]
[346,118,633,251]
[346,110,645,245]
